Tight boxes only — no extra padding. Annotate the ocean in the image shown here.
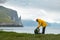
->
[0,26,60,34]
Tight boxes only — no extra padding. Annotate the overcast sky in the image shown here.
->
[1,0,60,23]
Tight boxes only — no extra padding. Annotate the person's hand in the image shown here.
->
[37,27,39,29]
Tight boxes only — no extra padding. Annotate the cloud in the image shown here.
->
[5,0,60,11]
[3,0,60,23]
[0,0,7,4]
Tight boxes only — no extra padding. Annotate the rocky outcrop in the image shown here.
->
[18,16,23,26]
[0,6,23,27]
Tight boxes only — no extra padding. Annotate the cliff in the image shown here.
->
[0,6,23,27]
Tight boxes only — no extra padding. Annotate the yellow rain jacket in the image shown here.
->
[37,19,47,28]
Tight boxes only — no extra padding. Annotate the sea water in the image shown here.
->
[0,26,60,34]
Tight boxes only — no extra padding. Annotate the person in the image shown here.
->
[34,18,47,34]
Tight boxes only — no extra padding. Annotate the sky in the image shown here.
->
[0,0,60,23]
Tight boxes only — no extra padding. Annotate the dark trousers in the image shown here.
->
[34,27,46,34]
[42,27,46,34]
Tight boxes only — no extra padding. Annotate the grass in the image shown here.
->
[0,31,60,40]
[0,13,13,23]
[0,12,15,23]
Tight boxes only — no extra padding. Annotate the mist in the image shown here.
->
[0,0,7,4]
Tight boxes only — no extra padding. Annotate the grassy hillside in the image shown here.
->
[0,14,11,22]
[0,12,14,23]
[0,6,16,23]
[0,31,60,40]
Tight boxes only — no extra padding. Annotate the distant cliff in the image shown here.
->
[0,6,23,27]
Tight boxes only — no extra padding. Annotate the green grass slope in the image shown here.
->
[0,31,60,40]
[0,6,15,23]
[0,12,14,23]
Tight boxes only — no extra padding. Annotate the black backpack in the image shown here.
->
[34,28,40,34]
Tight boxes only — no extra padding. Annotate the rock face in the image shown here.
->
[0,6,23,27]
[18,16,23,25]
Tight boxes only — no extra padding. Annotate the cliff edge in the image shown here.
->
[0,6,23,27]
